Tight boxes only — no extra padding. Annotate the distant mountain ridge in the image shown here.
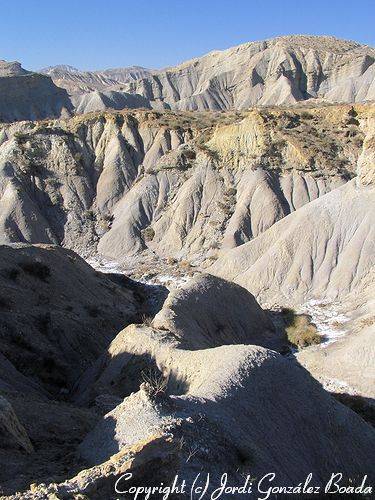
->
[0,34,374,121]
[121,34,375,110]
[39,64,152,93]
[0,60,29,77]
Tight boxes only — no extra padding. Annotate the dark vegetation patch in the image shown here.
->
[1,267,20,281]
[281,307,321,348]
[19,261,51,282]
[141,226,155,242]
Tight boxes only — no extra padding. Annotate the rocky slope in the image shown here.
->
[0,61,73,123]
[211,107,375,397]
[0,243,149,495]
[122,35,375,110]
[0,82,373,499]
[1,35,374,121]
[211,107,375,303]
[2,264,374,498]
[0,243,142,395]
[40,65,151,93]
[1,36,374,499]
[0,105,366,263]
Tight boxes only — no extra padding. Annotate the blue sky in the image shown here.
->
[1,0,374,71]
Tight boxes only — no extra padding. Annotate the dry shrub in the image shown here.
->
[281,308,321,348]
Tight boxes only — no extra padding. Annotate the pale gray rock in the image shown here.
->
[123,36,375,110]
[210,179,375,305]
[2,35,375,121]
[153,273,281,350]
[40,64,152,93]
[73,273,283,405]
[0,106,364,261]
[211,117,375,398]
[210,115,375,306]
[78,339,375,489]
[0,62,73,122]
[71,90,152,114]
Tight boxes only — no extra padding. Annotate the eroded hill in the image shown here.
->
[0,104,368,264]
[1,35,374,121]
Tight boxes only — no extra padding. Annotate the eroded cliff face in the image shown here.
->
[0,105,369,262]
[122,35,375,111]
[0,61,73,122]
[1,35,374,122]
[210,106,375,338]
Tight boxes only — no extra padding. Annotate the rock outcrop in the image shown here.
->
[0,105,365,261]
[1,35,375,121]
[0,243,140,394]
[0,61,73,122]
[7,273,369,499]
[210,179,375,305]
[210,108,375,306]
[40,64,151,93]
[0,396,33,453]
[298,123,375,398]
[1,36,374,499]
[211,112,375,398]
[73,273,283,404]
[152,273,279,350]
[75,337,375,493]
[123,35,375,110]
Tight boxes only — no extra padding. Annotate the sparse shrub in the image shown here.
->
[141,226,155,242]
[217,201,233,215]
[84,209,95,221]
[210,241,220,249]
[85,304,100,318]
[2,267,19,281]
[114,114,125,128]
[208,254,218,260]
[196,143,221,162]
[299,112,311,119]
[179,260,191,269]
[281,308,321,348]
[225,187,237,197]
[140,313,153,326]
[347,117,360,126]
[14,131,28,143]
[141,368,168,398]
[19,261,51,282]
[183,149,196,160]
[360,316,375,328]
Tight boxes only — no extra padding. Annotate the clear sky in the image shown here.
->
[1,0,374,71]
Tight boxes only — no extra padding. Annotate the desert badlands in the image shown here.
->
[0,34,374,498]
